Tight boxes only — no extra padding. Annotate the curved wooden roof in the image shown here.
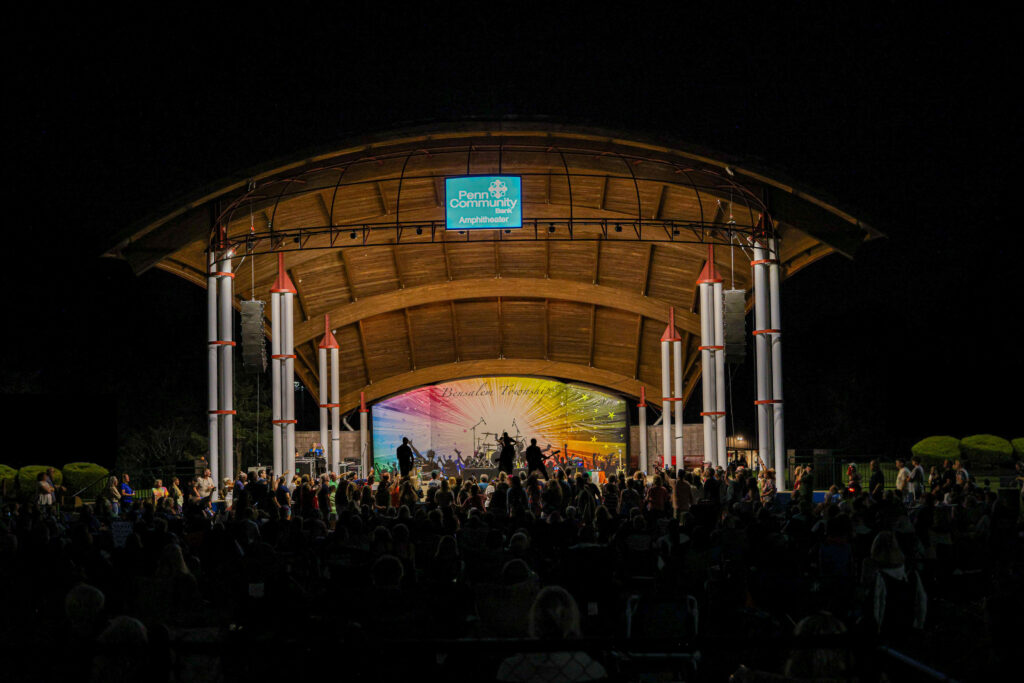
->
[107,121,877,411]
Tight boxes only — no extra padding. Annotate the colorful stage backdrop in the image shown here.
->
[371,377,627,472]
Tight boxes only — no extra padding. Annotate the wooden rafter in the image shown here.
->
[340,249,357,301]
[450,300,459,361]
[442,240,452,281]
[356,319,371,383]
[497,297,503,358]
[599,175,610,210]
[291,277,702,345]
[290,269,312,322]
[315,192,332,225]
[544,299,550,360]
[632,314,644,379]
[392,245,404,289]
[593,240,601,284]
[654,184,667,220]
[404,307,416,369]
[641,242,654,295]
[376,181,389,215]
[588,304,596,367]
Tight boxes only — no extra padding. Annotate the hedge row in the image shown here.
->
[0,464,109,500]
[911,434,1020,468]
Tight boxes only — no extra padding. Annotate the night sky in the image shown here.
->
[4,5,1019,469]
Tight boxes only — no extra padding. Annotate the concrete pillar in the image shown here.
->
[206,250,220,484]
[319,314,341,475]
[697,245,725,469]
[752,238,773,473]
[270,291,282,478]
[359,391,369,477]
[217,250,234,481]
[713,280,727,469]
[638,387,648,474]
[270,253,297,478]
[660,307,681,471]
[768,236,786,490]
[330,346,340,475]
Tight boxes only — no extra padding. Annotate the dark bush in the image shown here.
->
[959,434,1014,468]
[62,462,110,499]
[910,436,960,466]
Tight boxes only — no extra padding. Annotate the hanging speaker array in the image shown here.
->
[723,289,747,364]
[240,299,267,371]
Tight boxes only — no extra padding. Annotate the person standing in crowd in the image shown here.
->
[36,472,55,508]
[910,456,925,499]
[869,459,885,502]
[895,459,912,505]
[106,475,122,516]
[169,477,183,510]
[197,468,215,502]
[119,473,135,507]
[672,471,696,521]
[234,471,247,500]
[275,473,292,519]
[525,438,548,479]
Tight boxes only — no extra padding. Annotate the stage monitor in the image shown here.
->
[445,176,522,230]
[371,376,626,475]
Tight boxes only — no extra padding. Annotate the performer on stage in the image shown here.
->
[496,431,516,475]
[396,437,421,479]
[525,438,549,479]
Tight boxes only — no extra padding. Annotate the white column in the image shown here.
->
[206,250,219,484]
[659,339,672,470]
[638,387,648,474]
[270,291,283,478]
[330,347,341,475]
[699,282,714,466]
[672,337,684,471]
[768,237,785,490]
[359,391,369,477]
[713,281,728,470]
[283,291,296,476]
[752,240,772,472]
[217,252,234,482]
[318,347,328,469]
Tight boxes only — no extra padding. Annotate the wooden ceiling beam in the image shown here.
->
[632,315,644,379]
[450,300,460,361]
[290,269,312,322]
[641,242,654,295]
[442,240,453,280]
[544,299,550,360]
[292,277,702,346]
[588,304,596,367]
[356,320,371,384]
[392,245,405,289]
[593,240,601,284]
[404,308,416,369]
[336,359,664,413]
[340,249,358,301]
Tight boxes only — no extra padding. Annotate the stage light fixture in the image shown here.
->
[614,223,622,232]
[504,229,511,234]
[415,227,423,235]
[349,230,357,239]
[672,228,680,235]
[548,223,556,233]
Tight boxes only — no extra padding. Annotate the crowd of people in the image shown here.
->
[0,456,1021,681]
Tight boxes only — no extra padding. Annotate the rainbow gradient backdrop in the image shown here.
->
[371,376,627,471]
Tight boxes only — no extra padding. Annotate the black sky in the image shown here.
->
[3,5,1020,467]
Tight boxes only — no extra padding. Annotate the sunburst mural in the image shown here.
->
[371,376,626,472]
